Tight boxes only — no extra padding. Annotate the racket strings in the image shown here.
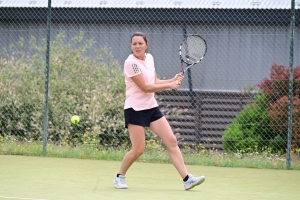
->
[181,36,206,65]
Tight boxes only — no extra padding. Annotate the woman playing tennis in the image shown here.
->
[114,32,205,190]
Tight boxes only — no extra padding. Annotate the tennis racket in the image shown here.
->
[175,34,207,88]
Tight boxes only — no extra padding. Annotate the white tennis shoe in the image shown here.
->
[114,175,128,189]
[183,174,205,190]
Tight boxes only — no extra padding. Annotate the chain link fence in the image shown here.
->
[0,0,299,167]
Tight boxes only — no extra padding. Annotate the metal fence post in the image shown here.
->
[43,0,52,156]
[287,0,296,170]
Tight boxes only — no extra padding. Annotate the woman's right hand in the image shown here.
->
[169,81,180,90]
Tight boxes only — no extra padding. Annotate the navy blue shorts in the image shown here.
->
[124,107,164,128]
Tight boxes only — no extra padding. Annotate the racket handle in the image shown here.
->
[172,72,184,91]
[172,80,179,92]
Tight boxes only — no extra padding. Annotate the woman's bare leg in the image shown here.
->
[150,117,188,179]
[118,124,145,175]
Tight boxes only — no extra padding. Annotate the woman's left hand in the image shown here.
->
[173,74,184,84]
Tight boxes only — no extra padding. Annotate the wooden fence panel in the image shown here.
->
[156,90,255,150]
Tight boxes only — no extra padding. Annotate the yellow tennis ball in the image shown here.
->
[71,115,80,124]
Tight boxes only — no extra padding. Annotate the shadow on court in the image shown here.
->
[0,155,299,200]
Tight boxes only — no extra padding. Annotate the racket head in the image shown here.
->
[179,34,207,65]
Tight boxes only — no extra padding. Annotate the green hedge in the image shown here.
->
[0,32,130,148]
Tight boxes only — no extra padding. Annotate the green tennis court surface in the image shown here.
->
[0,155,299,200]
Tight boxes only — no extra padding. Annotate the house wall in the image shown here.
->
[1,8,299,91]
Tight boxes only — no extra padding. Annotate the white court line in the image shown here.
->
[0,196,47,200]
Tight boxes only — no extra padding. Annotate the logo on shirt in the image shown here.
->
[132,64,140,73]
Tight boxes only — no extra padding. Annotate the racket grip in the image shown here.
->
[172,80,179,92]
[172,72,183,91]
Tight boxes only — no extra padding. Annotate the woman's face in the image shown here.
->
[131,36,148,60]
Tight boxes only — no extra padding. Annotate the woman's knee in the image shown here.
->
[165,135,178,148]
[132,146,145,157]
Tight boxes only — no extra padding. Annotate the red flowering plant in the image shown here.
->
[258,63,300,150]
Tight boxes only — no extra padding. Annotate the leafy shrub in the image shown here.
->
[258,63,300,150]
[223,93,280,152]
[223,63,300,153]
[268,95,300,150]
[0,32,130,148]
[258,63,300,103]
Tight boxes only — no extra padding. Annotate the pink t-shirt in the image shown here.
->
[124,53,158,111]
